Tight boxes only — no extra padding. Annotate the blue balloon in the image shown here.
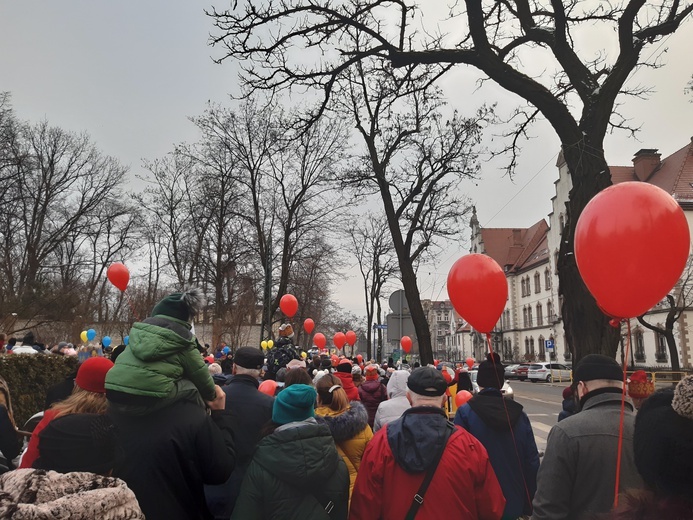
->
[123,335,129,346]
[87,328,96,341]
[223,346,230,355]
[102,336,112,347]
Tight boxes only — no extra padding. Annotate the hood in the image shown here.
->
[359,380,384,394]
[386,407,453,473]
[333,371,355,390]
[387,370,410,398]
[467,389,524,431]
[315,401,369,443]
[253,421,342,487]
[128,317,195,362]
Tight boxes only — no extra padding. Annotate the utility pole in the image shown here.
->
[263,232,273,341]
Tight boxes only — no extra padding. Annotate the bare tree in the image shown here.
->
[348,214,398,360]
[638,256,693,373]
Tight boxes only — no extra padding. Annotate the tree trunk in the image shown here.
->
[666,331,681,374]
[558,140,620,364]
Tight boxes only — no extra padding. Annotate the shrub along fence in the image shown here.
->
[0,354,78,427]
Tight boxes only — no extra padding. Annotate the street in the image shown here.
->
[511,380,568,454]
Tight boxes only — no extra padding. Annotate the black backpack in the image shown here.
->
[266,344,300,375]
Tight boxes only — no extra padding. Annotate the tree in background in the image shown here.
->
[209,0,693,363]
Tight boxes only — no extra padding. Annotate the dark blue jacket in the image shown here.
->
[454,388,539,519]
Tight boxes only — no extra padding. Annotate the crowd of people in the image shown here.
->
[0,288,691,519]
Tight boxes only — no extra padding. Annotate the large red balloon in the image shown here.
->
[313,333,326,350]
[455,390,473,407]
[447,254,508,333]
[575,182,690,318]
[279,294,299,317]
[107,262,130,292]
[465,357,474,369]
[333,332,346,349]
[345,330,357,346]
[258,380,278,397]
[400,336,413,353]
[303,318,315,334]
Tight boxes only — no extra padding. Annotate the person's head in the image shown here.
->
[286,358,306,370]
[573,354,623,399]
[633,376,693,499]
[233,346,265,378]
[35,413,118,475]
[336,359,352,374]
[477,352,505,390]
[272,384,316,425]
[6,337,16,349]
[365,365,379,381]
[208,362,222,376]
[387,370,411,399]
[284,367,314,387]
[151,287,205,324]
[315,373,349,412]
[562,386,574,400]
[52,357,114,417]
[21,331,35,346]
[276,367,288,383]
[406,367,447,408]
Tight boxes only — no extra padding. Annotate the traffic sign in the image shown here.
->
[545,339,554,351]
[372,324,388,330]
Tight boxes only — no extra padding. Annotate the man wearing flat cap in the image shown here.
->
[350,366,505,520]
[532,354,644,520]
[205,347,274,518]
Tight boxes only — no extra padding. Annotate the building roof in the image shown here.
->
[479,219,549,273]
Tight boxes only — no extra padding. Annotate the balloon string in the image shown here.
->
[613,320,631,509]
[486,333,533,512]
[123,290,140,322]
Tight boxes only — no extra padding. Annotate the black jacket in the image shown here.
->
[205,374,274,519]
[0,406,19,471]
[109,400,235,520]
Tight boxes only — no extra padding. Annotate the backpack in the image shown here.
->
[266,344,300,375]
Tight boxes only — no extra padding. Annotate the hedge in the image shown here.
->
[0,354,79,427]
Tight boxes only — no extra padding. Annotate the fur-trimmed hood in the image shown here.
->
[0,468,144,519]
[315,401,370,443]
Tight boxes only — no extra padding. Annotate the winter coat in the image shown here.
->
[109,399,236,520]
[357,380,387,428]
[315,402,373,496]
[205,374,274,519]
[532,388,644,520]
[373,370,411,432]
[19,408,59,469]
[333,372,360,401]
[595,489,693,520]
[230,419,349,520]
[558,397,577,422]
[0,468,144,519]
[349,406,506,520]
[105,316,216,402]
[0,406,19,470]
[455,388,540,519]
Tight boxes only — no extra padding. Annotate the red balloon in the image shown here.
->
[345,330,357,346]
[575,182,690,318]
[107,262,130,292]
[455,390,473,407]
[609,318,621,328]
[433,359,440,367]
[331,354,339,366]
[258,380,278,397]
[400,336,413,353]
[333,332,346,349]
[356,354,363,363]
[447,254,508,333]
[313,333,326,350]
[279,294,299,317]
[465,357,474,369]
[303,318,315,334]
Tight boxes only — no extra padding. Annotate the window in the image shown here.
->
[529,337,535,355]
[554,250,559,266]
[656,332,668,362]
[536,303,543,326]
[559,214,565,233]
[549,335,557,360]
[524,337,530,356]
[538,336,545,361]
[545,268,551,290]
[527,306,533,327]
[534,272,541,293]
[635,331,645,362]
[523,307,528,328]
[547,300,554,322]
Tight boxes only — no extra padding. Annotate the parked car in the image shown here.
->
[504,364,519,379]
[528,362,572,383]
[507,363,531,381]
[469,370,514,400]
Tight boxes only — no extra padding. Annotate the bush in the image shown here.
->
[0,354,78,426]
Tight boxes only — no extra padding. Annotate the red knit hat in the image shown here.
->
[365,365,379,381]
[75,357,114,394]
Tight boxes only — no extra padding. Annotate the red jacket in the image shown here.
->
[334,371,360,401]
[350,407,505,520]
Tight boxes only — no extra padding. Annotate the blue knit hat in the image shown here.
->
[272,384,316,425]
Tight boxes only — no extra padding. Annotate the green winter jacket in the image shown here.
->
[104,316,216,402]
[231,419,349,520]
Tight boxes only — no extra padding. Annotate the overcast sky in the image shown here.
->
[2,1,692,321]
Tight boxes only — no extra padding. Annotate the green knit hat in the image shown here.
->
[272,384,316,425]
[151,287,205,323]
